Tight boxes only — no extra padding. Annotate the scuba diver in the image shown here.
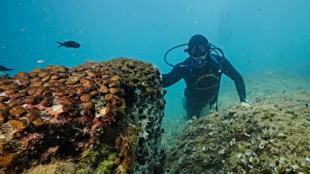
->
[162,34,249,119]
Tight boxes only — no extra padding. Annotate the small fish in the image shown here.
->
[55,41,80,48]
[0,65,14,71]
[37,59,47,63]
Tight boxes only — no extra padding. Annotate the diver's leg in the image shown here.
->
[200,103,210,117]
[185,97,194,119]
[185,103,195,119]
[185,99,203,119]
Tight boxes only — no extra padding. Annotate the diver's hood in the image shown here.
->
[184,34,209,53]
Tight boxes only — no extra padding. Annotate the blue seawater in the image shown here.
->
[0,0,309,119]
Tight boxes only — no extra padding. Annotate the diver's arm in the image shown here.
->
[162,65,186,87]
[222,59,247,102]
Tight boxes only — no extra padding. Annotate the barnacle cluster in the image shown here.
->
[0,58,165,173]
[165,91,310,173]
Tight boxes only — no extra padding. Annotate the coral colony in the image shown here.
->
[2,57,309,174]
[0,58,165,173]
[165,91,310,174]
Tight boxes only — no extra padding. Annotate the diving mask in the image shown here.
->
[189,44,208,57]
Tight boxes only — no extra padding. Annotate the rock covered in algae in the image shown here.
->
[165,91,310,174]
[0,58,166,174]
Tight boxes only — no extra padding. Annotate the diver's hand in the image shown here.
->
[240,102,250,107]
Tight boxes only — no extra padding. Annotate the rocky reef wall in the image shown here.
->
[165,91,310,174]
[0,58,165,174]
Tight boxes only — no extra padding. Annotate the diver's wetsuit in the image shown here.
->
[162,54,247,118]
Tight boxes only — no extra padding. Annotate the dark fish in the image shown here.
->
[55,41,80,48]
[0,65,14,71]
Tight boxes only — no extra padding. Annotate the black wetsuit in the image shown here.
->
[162,54,247,118]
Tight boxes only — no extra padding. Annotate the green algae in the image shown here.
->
[76,143,116,174]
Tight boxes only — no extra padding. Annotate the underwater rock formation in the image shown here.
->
[165,91,310,174]
[0,58,165,174]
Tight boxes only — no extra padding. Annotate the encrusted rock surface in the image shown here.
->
[0,58,165,174]
[165,90,310,174]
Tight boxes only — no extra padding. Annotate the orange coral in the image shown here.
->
[80,78,95,90]
[8,119,28,132]
[41,97,53,107]
[9,105,28,117]
[8,92,26,100]
[24,96,42,105]
[99,85,109,94]
[0,110,8,125]
[7,100,24,108]
[0,96,9,102]
[0,58,164,173]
